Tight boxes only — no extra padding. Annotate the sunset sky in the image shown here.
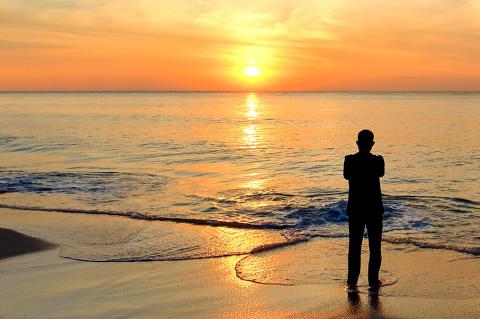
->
[1,0,479,91]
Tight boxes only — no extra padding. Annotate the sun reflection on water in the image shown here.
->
[242,178,265,190]
[213,226,287,289]
[242,93,262,149]
[240,93,269,207]
[246,93,258,119]
[242,124,258,147]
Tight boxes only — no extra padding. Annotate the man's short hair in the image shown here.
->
[357,129,374,146]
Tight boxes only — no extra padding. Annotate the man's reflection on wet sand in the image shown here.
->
[347,290,384,318]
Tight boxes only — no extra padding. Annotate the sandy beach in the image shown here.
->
[1,208,479,319]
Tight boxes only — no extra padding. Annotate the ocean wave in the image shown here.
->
[1,192,479,257]
[384,194,480,206]
[0,204,290,230]
[383,236,480,255]
[0,170,170,195]
[0,135,17,145]
[0,193,430,232]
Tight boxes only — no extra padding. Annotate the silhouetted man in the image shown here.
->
[344,129,384,291]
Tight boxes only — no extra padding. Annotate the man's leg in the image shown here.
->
[347,216,365,287]
[366,216,383,286]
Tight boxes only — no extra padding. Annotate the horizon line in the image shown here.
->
[0,90,479,94]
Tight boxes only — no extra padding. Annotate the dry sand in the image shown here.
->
[1,208,479,319]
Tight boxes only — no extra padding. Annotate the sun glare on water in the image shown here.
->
[243,66,261,78]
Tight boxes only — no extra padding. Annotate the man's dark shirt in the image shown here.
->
[343,152,385,216]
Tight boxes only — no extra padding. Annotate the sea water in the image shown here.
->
[0,92,479,264]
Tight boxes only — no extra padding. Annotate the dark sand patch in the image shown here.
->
[0,228,56,260]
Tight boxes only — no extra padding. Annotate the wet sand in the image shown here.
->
[1,208,479,319]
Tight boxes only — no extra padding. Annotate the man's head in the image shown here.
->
[356,129,375,153]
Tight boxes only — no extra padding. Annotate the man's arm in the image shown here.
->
[377,155,385,177]
[343,155,351,180]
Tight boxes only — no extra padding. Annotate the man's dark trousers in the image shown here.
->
[347,214,383,286]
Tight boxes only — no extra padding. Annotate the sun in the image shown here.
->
[243,66,261,78]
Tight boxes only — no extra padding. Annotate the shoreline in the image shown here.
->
[1,208,480,318]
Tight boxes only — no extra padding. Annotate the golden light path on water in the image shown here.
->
[243,93,260,149]
[246,93,258,119]
[214,91,278,289]
[242,93,265,190]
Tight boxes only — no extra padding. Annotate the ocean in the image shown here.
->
[0,92,479,264]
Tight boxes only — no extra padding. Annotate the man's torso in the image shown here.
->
[344,152,384,216]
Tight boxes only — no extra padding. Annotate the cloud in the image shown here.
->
[0,39,71,49]
[0,0,479,90]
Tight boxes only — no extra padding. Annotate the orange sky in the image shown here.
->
[1,0,479,91]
